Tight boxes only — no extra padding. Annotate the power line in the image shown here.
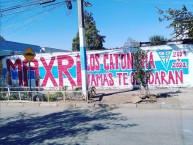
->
[113,0,193,4]
[3,3,63,36]
[0,0,54,13]
[0,0,76,18]
[1,0,66,36]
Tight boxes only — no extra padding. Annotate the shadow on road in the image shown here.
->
[0,108,137,145]
[90,89,132,102]
[156,90,182,98]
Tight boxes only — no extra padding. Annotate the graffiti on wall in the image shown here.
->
[2,47,190,88]
[150,50,188,85]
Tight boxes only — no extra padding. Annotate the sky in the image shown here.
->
[1,0,193,51]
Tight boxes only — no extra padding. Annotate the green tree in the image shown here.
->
[149,35,167,46]
[72,11,106,51]
[157,5,193,39]
[133,48,151,96]
[0,35,5,41]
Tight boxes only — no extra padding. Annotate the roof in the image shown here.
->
[0,40,41,56]
[41,47,71,53]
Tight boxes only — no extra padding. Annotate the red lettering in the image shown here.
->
[127,53,133,69]
[155,72,161,84]
[95,54,100,70]
[110,54,114,70]
[103,74,109,86]
[117,73,122,85]
[149,52,156,69]
[130,72,135,85]
[149,73,154,84]
[108,73,114,86]
[113,54,119,69]
[6,59,22,86]
[90,54,95,71]
[91,74,97,86]
[123,73,128,85]
[23,59,39,87]
[40,57,58,87]
[121,54,127,70]
[96,74,103,86]
[58,55,76,86]
[104,54,109,70]
[161,71,168,84]
[175,70,183,84]
[168,71,175,84]
[76,54,81,86]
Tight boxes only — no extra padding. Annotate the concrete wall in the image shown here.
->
[2,44,193,88]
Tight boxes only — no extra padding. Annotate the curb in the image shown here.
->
[1,101,193,110]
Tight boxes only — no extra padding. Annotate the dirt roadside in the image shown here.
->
[91,87,193,106]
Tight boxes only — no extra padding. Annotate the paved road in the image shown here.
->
[0,105,193,145]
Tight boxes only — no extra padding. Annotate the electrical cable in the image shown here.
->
[0,0,43,13]
[113,0,193,4]
[2,2,65,36]
[1,0,77,37]
[2,1,66,17]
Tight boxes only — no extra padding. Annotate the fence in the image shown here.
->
[0,87,86,102]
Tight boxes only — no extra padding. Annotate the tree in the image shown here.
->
[122,37,140,49]
[122,38,151,96]
[149,35,167,46]
[0,35,5,41]
[157,5,193,39]
[72,11,106,51]
[133,48,151,97]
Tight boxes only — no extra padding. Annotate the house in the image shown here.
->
[0,40,41,57]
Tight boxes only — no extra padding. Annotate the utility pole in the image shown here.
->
[77,0,88,101]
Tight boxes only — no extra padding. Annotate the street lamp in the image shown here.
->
[77,0,91,101]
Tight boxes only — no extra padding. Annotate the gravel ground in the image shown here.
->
[93,87,193,106]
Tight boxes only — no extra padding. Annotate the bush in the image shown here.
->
[0,94,6,100]
[55,92,63,97]
[73,87,82,96]
[48,92,63,102]
[9,93,19,100]
[49,95,57,101]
